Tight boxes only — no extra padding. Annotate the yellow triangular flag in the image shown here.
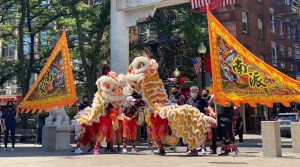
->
[18,29,77,113]
[208,10,300,107]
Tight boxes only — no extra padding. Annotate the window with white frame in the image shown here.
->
[272,43,277,67]
[258,18,263,39]
[280,45,285,58]
[242,12,248,33]
[138,22,157,42]
[270,14,275,33]
[288,47,292,57]
[280,21,283,35]
[288,25,291,38]
[2,41,15,58]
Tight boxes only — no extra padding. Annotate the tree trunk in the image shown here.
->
[18,0,28,135]
[71,3,94,99]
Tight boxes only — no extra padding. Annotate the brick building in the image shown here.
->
[213,0,300,133]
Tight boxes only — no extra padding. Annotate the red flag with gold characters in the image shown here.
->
[207,9,300,108]
[18,29,77,113]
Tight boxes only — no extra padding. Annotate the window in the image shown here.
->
[40,30,48,46]
[295,25,299,42]
[2,41,15,58]
[285,0,290,5]
[243,43,251,51]
[138,22,157,42]
[258,18,263,39]
[24,35,30,55]
[270,14,275,33]
[280,21,283,35]
[290,64,294,71]
[288,47,292,57]
[242,12,248,33]
[259,54,265,61]
[280,45,285,58]
[281,62,285,68]
[272,43,277,67]
[288,25,291,38]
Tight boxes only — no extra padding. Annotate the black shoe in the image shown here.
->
[104,147,110,152]
[117,147,121,152]
[218,151,230,156]
[211,150,217,154]
[155,150,166,156]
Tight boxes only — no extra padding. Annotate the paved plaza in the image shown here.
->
[0,134,299,167]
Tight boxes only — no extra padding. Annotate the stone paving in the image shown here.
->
[0,134,299,167]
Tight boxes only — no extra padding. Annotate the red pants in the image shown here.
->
[123,115,137,140]
[94,114,114,150]
[115,120,122,145]
[151,115,168,141]
[79,122,100,146]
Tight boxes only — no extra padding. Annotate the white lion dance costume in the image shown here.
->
[73,72,127,154]
[125,57,216,155]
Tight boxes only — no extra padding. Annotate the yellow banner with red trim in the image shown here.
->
[18,30,77,113]
[208,10,300,108]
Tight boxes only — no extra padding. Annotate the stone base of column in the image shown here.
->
[261,121,282,157]
[291,122,300,154]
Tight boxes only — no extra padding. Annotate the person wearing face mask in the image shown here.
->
[169,85,186,105]
[202,89,217,154]
[122,96,139,153]
[78,96,90,111]
[2,101,18,152]
[187,86,215,156]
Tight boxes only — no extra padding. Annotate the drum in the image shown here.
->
[162,134,179,146]
[136,112,145,126]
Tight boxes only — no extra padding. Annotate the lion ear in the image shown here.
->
[150,59,158,69]
[96,78,102,89]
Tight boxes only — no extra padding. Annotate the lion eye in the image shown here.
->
[137,62,144,69]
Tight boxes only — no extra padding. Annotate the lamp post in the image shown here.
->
[197,42,207,89]
[174,68,180,77]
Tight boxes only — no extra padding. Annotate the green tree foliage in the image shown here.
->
[131,4,208,83]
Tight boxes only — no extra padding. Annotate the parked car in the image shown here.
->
[274,113,299,137]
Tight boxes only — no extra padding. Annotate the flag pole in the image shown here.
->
[206,4,218,126]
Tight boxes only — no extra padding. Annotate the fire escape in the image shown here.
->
[273,0,300,79]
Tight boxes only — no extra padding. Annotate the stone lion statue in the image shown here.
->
[45,106,70,126]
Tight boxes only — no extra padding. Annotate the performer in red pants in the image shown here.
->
[150,112,168,156]
[122,96,138,153]
[94,103,115,155]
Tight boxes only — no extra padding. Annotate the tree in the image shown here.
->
[131,4,208,83]
[59,0,111,99]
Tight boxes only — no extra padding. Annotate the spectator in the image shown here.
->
[2,101,19,152]
[187,86,214,155]
[170,85,186,146]
[36,113,44,145]
[78,96,90,111]
[203,89,217,154]
[169,85,186,105]
[236,113,243,142]
[122,96,139,153]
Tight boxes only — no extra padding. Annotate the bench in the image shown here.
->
[1,129,37,143]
